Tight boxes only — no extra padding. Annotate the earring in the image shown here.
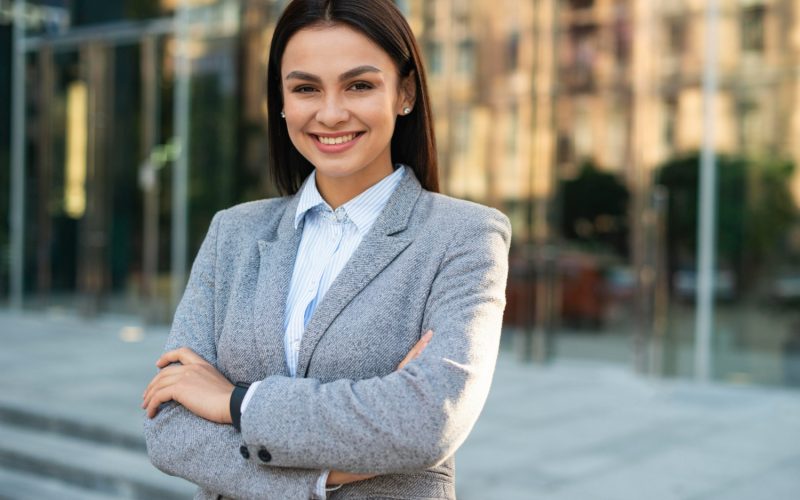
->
[280,110,285,118]
[403,107,411,115]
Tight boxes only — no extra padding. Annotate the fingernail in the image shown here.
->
[423,330,433,340]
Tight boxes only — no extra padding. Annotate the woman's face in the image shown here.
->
[280,24,414,202]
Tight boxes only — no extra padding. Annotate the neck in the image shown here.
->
[315,163,394,209]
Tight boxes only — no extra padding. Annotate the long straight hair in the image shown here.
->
[266,0,439,195]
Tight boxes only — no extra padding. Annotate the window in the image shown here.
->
[663,98,678,152]
[395,0,411,17]
[425,40,443,75]
[507,32,520,71]
[457,39,475,76]
[566,0,594,10]
[556,133,573,165]
[666,16,687,57]
[741,5,766,53]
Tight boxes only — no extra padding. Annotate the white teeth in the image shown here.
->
[318,133,356,145]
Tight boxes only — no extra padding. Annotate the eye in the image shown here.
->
[349,81,374,91]
[291,85,317,94]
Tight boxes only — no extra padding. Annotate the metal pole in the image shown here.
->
[141,35,161,322]
[695,0,720,382]
[10,0,27,310]
[650,186,669,378]
[171,1,191,310]
[631,0,656,376]
[530,0,557,364]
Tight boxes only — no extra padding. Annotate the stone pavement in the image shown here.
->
[0,309,798,499]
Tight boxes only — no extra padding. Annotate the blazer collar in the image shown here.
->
[295,169,422,376]
[254,168,423,377]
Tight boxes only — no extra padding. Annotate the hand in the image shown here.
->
[142,347,235,423]
[327,330,434,487]
[326,470,377,486]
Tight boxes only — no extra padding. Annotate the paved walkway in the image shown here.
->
[1,310,799,499]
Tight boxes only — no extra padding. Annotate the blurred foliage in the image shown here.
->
[656,152,798,291]
[124,0,163,20]
[560,160,630,257]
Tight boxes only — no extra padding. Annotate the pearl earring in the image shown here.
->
[403,107,411,115]
[280,110,285,118]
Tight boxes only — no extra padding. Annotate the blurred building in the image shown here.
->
[403,0,800,232]
[2,0,800,386]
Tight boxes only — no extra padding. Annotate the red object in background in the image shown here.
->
[504,253,610,329]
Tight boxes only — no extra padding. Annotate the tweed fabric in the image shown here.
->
[143,170,511,500]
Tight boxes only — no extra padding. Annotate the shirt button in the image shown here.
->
[239,445,250,459]
[258,447,272,462]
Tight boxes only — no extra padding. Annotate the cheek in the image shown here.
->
[283,103,311,134]
[283,117,310,151]
[354,98,397,130]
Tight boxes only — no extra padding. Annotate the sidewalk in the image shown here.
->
[0,309,798,499]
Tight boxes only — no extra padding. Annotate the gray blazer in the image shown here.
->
[143,170,511,500]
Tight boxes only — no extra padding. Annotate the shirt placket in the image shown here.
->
[290,208,347,375]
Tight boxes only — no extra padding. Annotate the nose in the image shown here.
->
[315,94,349,127]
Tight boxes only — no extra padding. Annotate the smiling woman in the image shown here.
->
[142,1,511,499]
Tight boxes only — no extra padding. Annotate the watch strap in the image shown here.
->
[230,382,251,432]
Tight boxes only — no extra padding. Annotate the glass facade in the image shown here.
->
[2,0,799,388]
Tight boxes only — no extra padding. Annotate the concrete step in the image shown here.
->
[0,402,143,452]
[0,422,195,499]
[0,468,120,500]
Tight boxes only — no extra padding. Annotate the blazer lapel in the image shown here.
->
[253,195,303,378]
[296,171,423,377]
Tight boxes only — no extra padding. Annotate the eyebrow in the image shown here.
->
[284,65,382,84]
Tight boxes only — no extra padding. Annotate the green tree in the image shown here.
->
[560,160,630,257]
[656,152,798,295]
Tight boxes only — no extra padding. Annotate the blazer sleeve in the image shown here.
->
[142,210,322,500]
[240,208,512,474]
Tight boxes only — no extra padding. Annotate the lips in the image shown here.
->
[310,131,365,153]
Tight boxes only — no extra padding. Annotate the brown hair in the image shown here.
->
[266,0,439,195]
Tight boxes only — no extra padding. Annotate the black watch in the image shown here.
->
[230,382,252,432]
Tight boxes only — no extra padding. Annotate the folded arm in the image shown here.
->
[240,211,512,474]
[142,212,322,499]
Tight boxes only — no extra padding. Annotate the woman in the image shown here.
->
[142,1,510,499]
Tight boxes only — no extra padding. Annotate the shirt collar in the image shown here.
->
[294,165,407,236]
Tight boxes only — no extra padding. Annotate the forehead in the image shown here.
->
[281,24,398,78]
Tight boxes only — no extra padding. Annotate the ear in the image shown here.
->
[398,70,418,113]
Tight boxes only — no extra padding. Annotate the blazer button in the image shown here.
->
[239,445,250,459]
[257,447,272,463]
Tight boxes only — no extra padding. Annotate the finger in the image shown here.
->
[411,329,433,355]
[411,330,433,356]
[156,347,204,368]
[145,387,174,418]
[142,364,181,399]
[155,347,201,368]
[396,347,416,371]
[396,330,433,371]
[421,329,433,344]
[328,470,378,485]
[142,370,182,408]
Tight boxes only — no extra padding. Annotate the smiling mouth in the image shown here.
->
[312,132,364,145]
